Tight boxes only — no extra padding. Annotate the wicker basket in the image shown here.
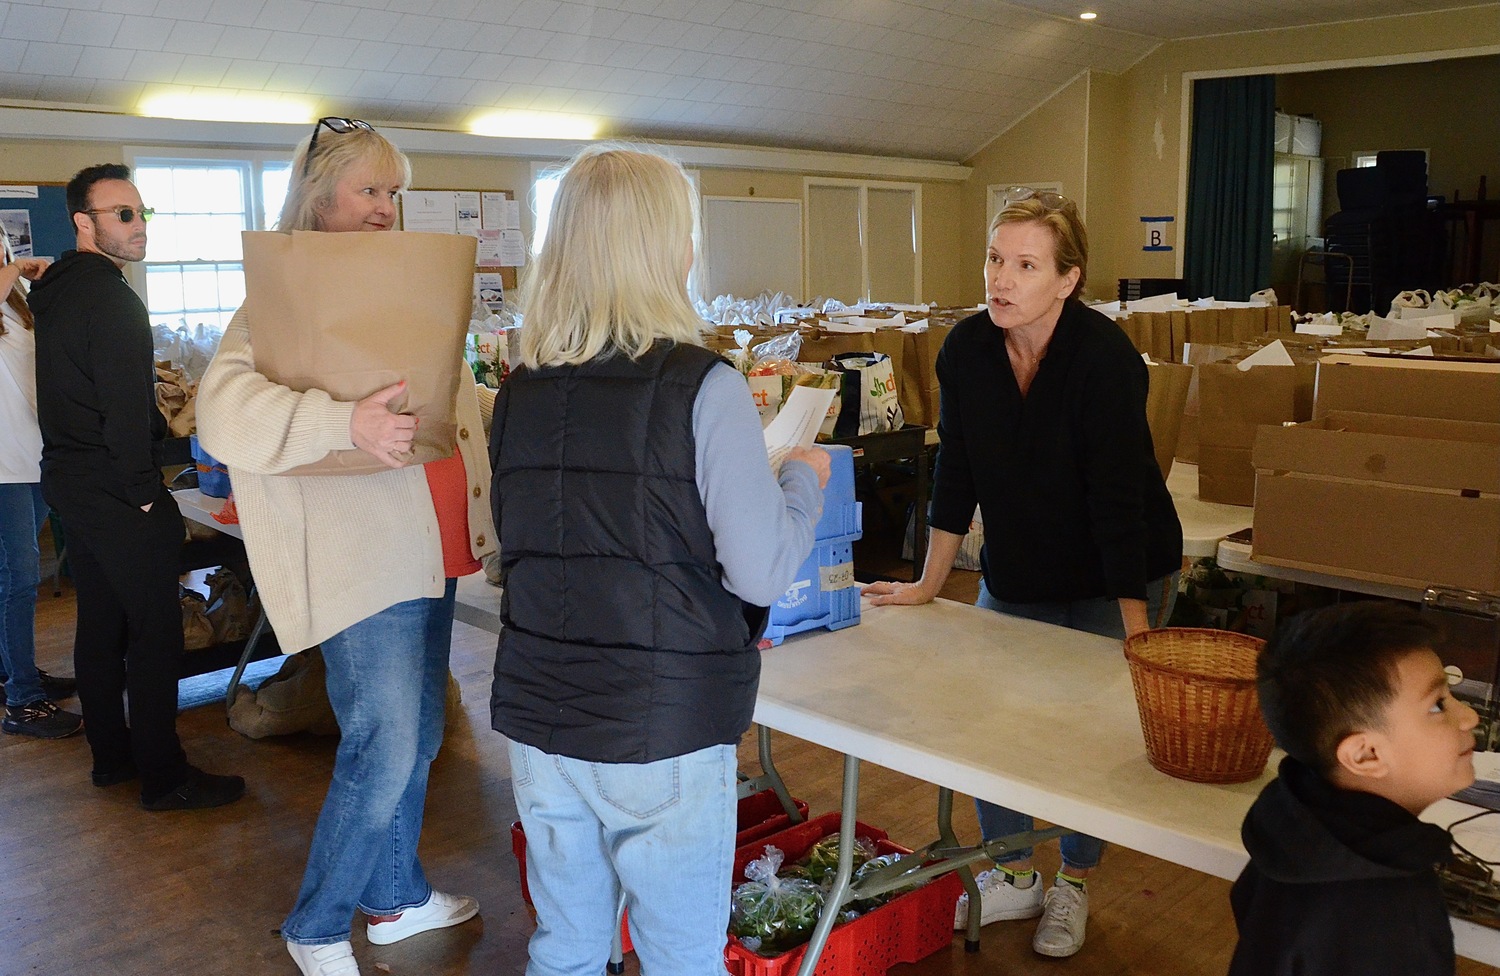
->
[1123,628,1275,784]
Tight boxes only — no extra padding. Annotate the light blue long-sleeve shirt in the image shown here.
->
[692,362,822,607]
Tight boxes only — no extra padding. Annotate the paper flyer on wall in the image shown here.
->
[763,385,836,471]
[475,272,505,311]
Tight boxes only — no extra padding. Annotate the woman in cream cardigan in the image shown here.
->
[197,118,492,976]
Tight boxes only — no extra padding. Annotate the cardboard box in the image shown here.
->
[1313,354,1500,423]
[1197,361,1316,506]
[1251,411,1500,593]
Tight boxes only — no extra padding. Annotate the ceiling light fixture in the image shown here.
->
[139,91,315,125]
[469,110,600,141]
[1079,11,1098,19]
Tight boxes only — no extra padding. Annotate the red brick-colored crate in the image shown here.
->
[727,812,961,976]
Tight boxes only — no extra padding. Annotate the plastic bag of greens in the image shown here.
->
[802,834,879,886]
[850,852,924,912]
[730,846,825,955]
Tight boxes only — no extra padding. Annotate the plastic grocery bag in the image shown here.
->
[829,352,903,437]
[729,846,825,956]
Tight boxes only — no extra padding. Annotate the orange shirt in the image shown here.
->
[424,446,482,579]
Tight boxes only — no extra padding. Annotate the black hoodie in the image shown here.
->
[29,249,165,510]
[1229,756,1457,976]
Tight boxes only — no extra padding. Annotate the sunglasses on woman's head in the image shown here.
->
[81,205,154,224]
[1000,186,1070,212]
[304,116,374,177]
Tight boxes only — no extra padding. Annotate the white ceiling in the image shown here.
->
[0,0,1480,162]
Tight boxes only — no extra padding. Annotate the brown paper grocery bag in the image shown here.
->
[242,230,477,476]
[1197,361,1315,505]
[898,322,954,428]
[1144,361,1193,480]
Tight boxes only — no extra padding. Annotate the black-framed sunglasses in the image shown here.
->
[304,116,374,177]
[81,205,154,224]
[1000,185,1070,212]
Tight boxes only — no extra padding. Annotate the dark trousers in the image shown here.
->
[51,483,188,798]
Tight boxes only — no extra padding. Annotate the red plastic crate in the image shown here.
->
[727,812,962,976]
[508,791,809,957]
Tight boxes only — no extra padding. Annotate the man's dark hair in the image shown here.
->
[66,163,133,216]
[1257,601,1439,774]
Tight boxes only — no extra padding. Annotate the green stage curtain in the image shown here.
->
[1184,75,1275,302]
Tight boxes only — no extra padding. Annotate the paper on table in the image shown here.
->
[1395,306,1460,329]
[1089,299,1123,314]
[1127,292,1179,312]
[1367,316,1429,341]
[1189,297,1217,307]
[900,318,930,333]
[1329,347,1391,356]
[764,385,836,471]
[1234,339,1294,371]
[1407,345,1435,357]
[1295,320,1343,336]
[1491,319,1500,333]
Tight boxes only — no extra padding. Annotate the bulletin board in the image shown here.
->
[0,183,74,262]
[399,188,520,311]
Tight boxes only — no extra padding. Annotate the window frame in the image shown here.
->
[124,146,293,329]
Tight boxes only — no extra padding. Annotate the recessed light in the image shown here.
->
[1080,11,1098,19]
[138,91,314,124]
[470,110,599,141]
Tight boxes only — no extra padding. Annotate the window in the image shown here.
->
[530,162,704,301]
[128,150,291,332]
[1351,149,1428,169]
[805,178,921,304]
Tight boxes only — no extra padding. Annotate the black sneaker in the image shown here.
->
[1,700,84,739]
[91,761,140,787]
[38,669,78,701]
[141,766,246,811]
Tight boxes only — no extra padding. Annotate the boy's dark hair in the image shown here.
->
[66,163,133,216]
[1258,601,1439,774]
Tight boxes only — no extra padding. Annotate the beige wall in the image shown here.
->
[962,4,1500,302]
[1276,54,1500,217]
[958,73,1091,303]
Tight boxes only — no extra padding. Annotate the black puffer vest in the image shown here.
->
[488,341,766,763]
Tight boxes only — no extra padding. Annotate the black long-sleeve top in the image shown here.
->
[29,250,165,509]
[930,299,1182,603]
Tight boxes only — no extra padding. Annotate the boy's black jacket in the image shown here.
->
[1228,756,1457,975]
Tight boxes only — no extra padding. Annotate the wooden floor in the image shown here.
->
[7,539,1499,976]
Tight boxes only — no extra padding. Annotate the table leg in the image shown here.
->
[753,724,805,823]
[223,602,270,719]
[938,787,983,952]
[796,754,861,976]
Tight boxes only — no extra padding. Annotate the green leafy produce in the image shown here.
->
[730,847,825,956]
[803,834,879,885]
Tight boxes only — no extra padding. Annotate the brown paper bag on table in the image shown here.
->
[899,322,955,428]
[1197,361,1315,506]
[1145,361,1193,480]
[241,231,477,476]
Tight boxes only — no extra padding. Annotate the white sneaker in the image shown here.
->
[952,868,1044,929]
[365,890,479,946]
[1032,881,1088,957]
[287,940,360,976]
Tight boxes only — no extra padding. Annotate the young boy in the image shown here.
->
[1229,601,1478,976]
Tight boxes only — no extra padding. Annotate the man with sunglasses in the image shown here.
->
[30,164,245,811]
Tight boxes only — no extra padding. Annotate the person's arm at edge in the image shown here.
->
[694,363,823,607]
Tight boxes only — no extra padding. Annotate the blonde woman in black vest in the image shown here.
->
[489,145,829,976]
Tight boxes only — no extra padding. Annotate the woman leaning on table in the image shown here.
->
[488,144,829,976]
[197,118,491,976]
[863,187,1183,959]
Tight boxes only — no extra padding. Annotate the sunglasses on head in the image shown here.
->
[1000,186,1070,212]
[81,205,154,224]
[304,116,374,177]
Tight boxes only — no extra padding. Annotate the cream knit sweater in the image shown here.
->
[197,307,496,652]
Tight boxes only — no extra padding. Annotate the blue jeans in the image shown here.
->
[974,572,1180,870]
[282,579,457,946]
[510,740,737,976]
[0,483,48,707]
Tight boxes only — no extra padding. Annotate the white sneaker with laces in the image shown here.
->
[952,868,1045,929]
[365,890,479,946]
[1032,881,1088,957]
[287,940,360,976]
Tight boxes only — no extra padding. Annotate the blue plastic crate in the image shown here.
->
[813,445,860,542]
[189,434,231,498]
[763,534,861,646]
